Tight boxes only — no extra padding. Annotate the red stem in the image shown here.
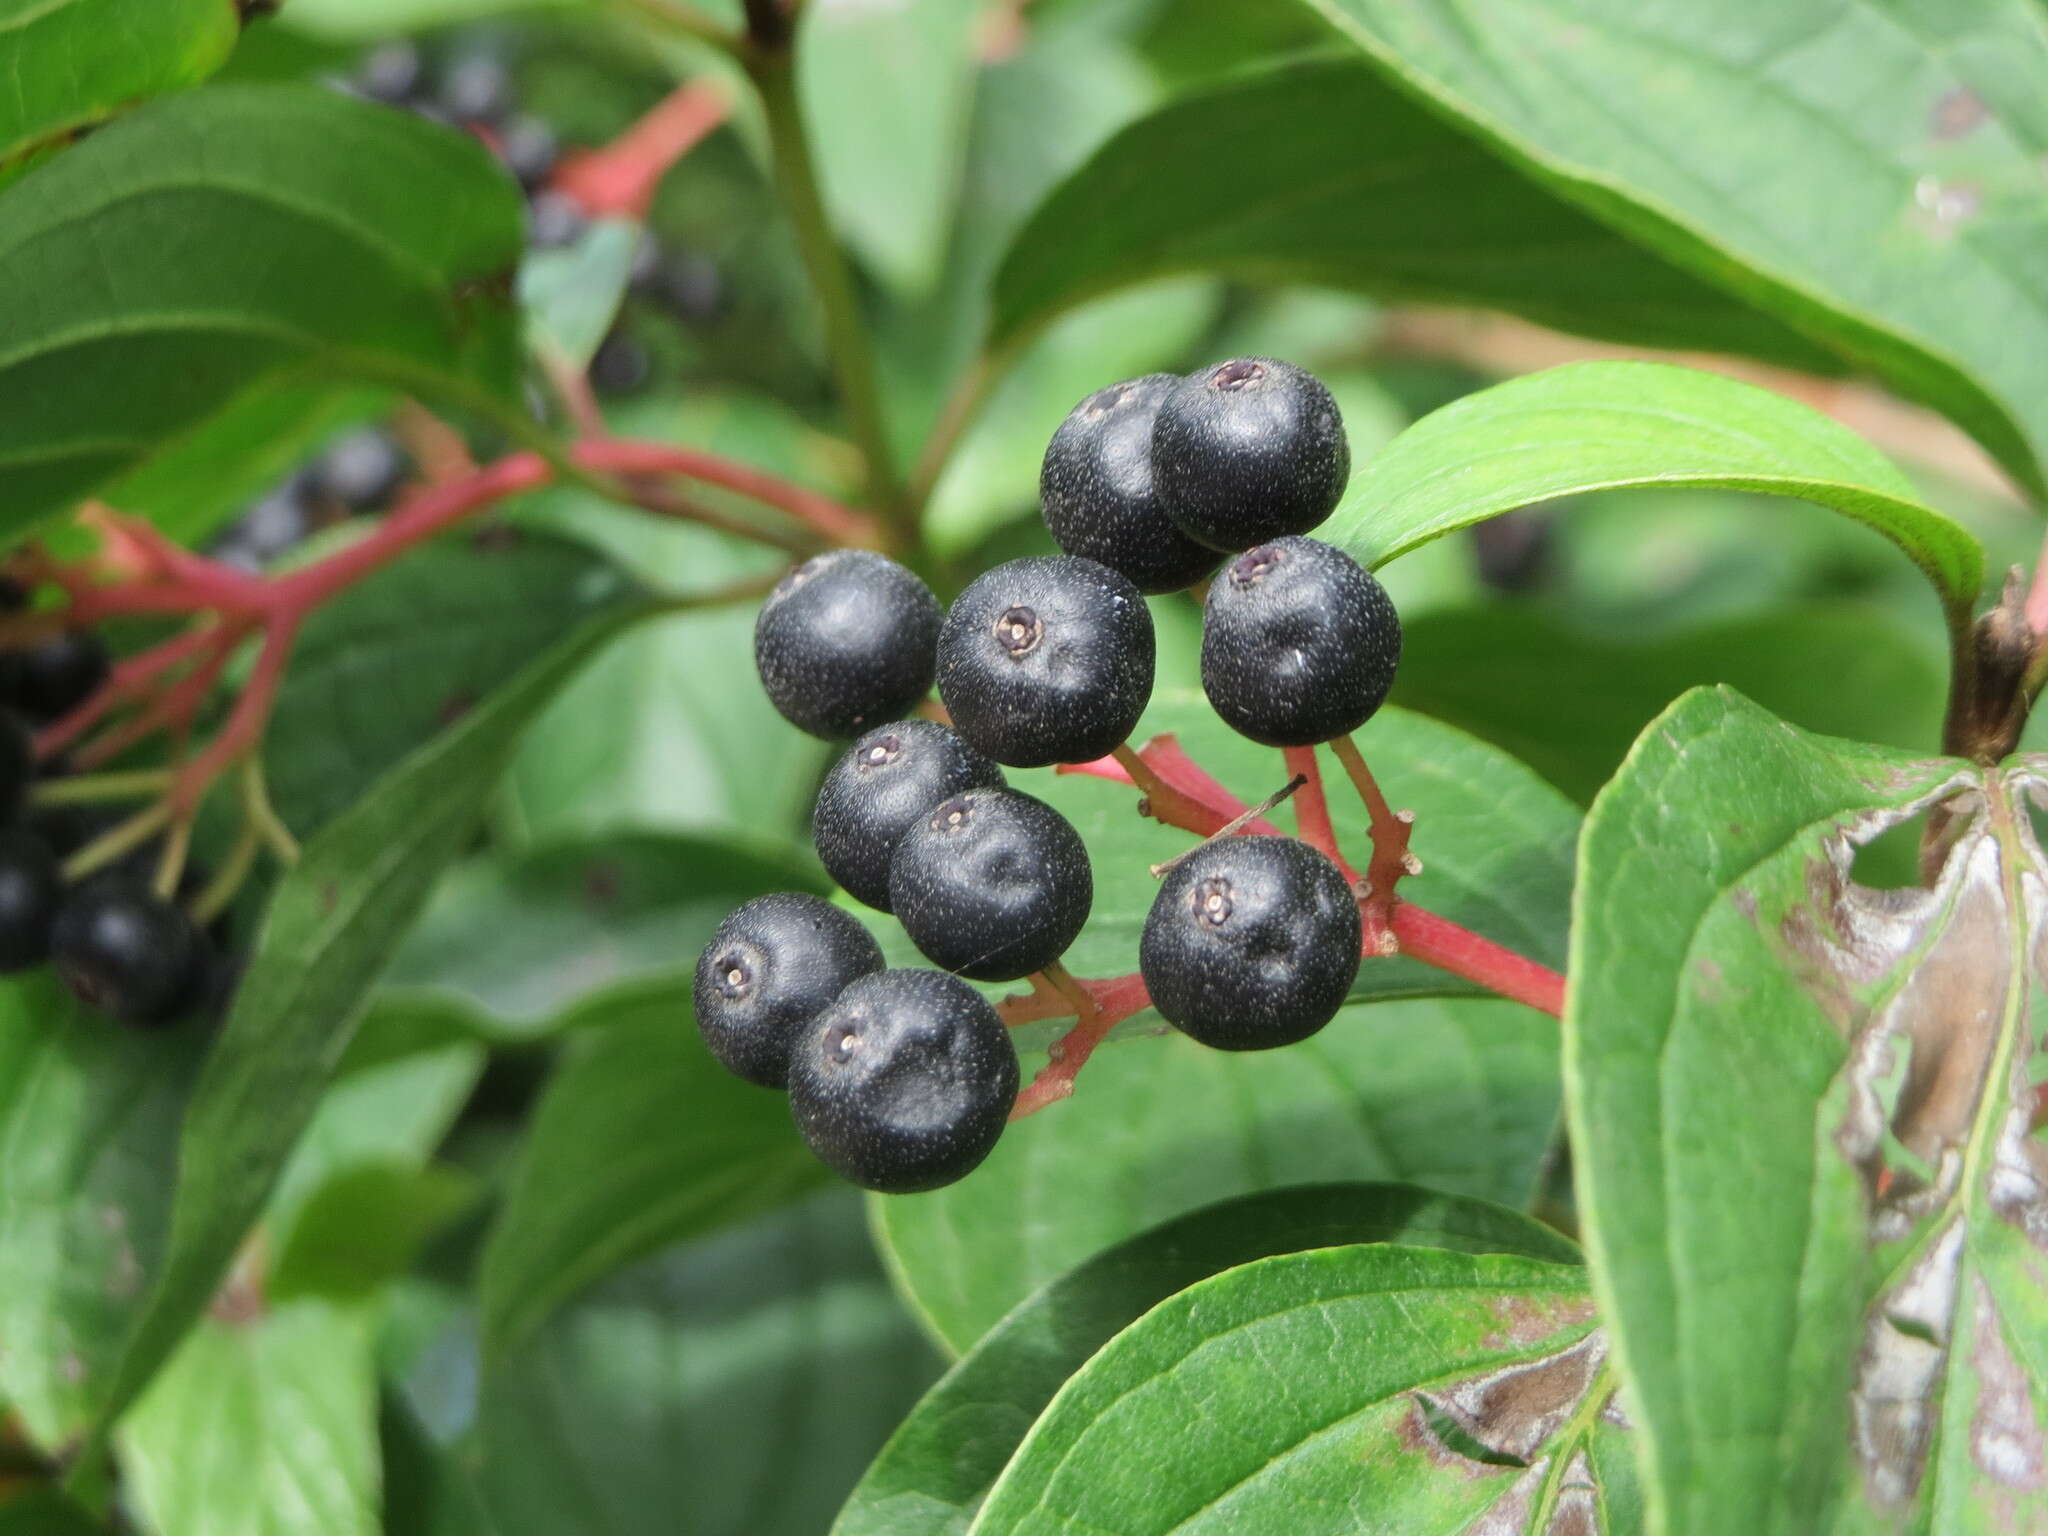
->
[552,80,730,219]
[575,440,876,546]
[1009,972,1153,1119]
[1390,904,1565,1019]
[170,620,301,812]
[1282,745,1360,883]
[35,624,233,758]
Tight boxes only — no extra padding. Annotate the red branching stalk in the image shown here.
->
[1007,972,1152,1119]
[1389,904,1564,1019]
[36,434,864,820]
[1061,734,1285,839]
[552,80,731,218]
[1281,745,1360,884]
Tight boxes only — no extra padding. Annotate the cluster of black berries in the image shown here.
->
[210,427,411,572]
[695,358,1402,1194]
[0,588,231,1029]
[341,38,723,396]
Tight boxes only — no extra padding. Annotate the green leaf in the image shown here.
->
[98,384,390,548]
[800,0,981,299]
[278,0,587,39]
[268,1032,485,1303]
[119,1301,378,1536]
[271,1163,476,1305]
[522,219,641,371]
[988,58,1836,370]
[265,527,638,835]
[478,978,830,1354]
[876,995,1562,1356]
[969,1244,1617,1535]
[508,456,831,842]
[1570,687,2048,1530]
[1393,602,1947,805]
[835,1184,1578,1536]
[1304,0,2048,497]
[0,1489,103,1535]
[83,606,644,1451]
[0,84,525,542]
[874,694,1579,1029]
[477,1192,941,1536]
[387,829,822,1027]
[0,975,203,1449]
[0,0,239,167]
[1327,361,1986,631]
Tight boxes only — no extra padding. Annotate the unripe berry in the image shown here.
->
[1040,375,1220,595]
[936,555,1153,768]
[788,969,1018,1193]
[755,550,942,740]
[1201,536,1400,747]
[1152,357,1348,551]
[812,721,1005,912]
[1141,835,1360,1050]
[51,874,201,1027]
[693,893,884,1088]
[888,786,1092,982]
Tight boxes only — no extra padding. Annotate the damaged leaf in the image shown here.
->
[1570,685,2048,1533]
[966,1244,1638,1535]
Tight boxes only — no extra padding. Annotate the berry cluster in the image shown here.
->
[342,38,723,394]
[211,427,410,573]
[697,357,1403,1193]
[0,585,231,1028]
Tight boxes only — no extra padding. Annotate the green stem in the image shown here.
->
[1524,1357,1615,1530]
[746,49,911,544]
[62,800,174,884]
[152,817,192,902]
[240,757,300,866]
[32,768,174,805]
[190,821,261,927]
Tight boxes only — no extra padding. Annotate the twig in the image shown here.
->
[1149,775,1306,877]
[1282,744,1360,883]
[1329,732,1421,951]
[1390,903,1564,1018]
[744,49,909,537]
[553,80,731,219]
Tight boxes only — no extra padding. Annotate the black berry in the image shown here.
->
[1040,374,1220,595]
[496,114,559,190]
[1141,835,1361,1051]
[313,430,407,511]
[590,332,651,397]
[936,555,1154,768]
[235,478,315,561]
[1201,537,1400,747]
[889,786,1091,982]
[356,41,425,105]
[0,828,60,972]
[526,190,588,250]
[0,711,32,822]
[10,631,109,721]
[438,51,513,124]
[754,550,941,739]
[51,874,201,1027]
[692,893,883,1088]
[813,721,1005,912]
[1152,357,1349,551]
[788,969,1018,1193]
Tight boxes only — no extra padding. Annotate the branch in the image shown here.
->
[744,50,909,538]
